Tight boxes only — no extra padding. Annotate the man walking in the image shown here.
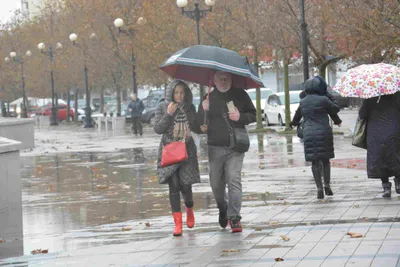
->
[196,71,256,233]
[128,94,145,136]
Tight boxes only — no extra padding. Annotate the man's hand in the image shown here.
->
[202,95,209,111]
[200,125,208,133]
[167,103,177,115]
[229,107,240,122]
[129,108,132,112]
[338,124,342,127]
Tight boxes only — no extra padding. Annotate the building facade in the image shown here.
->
[21,0,44,20]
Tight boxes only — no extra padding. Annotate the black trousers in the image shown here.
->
[131,117,142,135]
[381,177,400,183]
[311,159,330,188]
[168,172,193,213]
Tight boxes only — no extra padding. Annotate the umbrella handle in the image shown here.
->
[203,73,213,125]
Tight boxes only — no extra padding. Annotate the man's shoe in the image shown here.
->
[229,216,242,233]
[219,210,228,229]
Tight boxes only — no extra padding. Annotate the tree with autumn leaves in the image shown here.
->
[0,0,399,123]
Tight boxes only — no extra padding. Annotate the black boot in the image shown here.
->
[322,162,334,196]
[312,162,324,199]
[382,182,392,198]
[394,178,400,194]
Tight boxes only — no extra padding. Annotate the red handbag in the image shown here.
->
[161,140,188,167]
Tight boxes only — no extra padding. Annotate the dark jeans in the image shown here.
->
[131,117,142,135]
[168,172,193,213]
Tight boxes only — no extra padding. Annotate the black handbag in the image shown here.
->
[352,117,367,149]
[222,113,250,153]
[297,120,304,139]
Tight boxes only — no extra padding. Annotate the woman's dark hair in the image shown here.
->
[172,81,191,104]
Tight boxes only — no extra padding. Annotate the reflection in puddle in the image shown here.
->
[9,133,308,258]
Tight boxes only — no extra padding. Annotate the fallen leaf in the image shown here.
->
[352,205,360,208]
[255,228,263,231]
[31,249,48,255]
[222,249,240,253]
[0,238,4,243]
[302,170,306,172]
[280,235,290,241]
[36,166,43,175]
[269,221,280,225]
[354,176,359,178]
[275,257,284,262]
[122,227,132,231]
[145,222,150,227]
[92,167,100,172]
[96,185,109,190]
[347,232,363,238]
[48,184,53,192]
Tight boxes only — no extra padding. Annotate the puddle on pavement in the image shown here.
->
[0,134,309,259]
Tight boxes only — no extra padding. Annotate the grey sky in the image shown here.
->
[0,1,21,23]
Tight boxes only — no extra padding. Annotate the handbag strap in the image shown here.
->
[222,113,234,136]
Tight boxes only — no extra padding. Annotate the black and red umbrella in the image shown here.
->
[160,45,265,90]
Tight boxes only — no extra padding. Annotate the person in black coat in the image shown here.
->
[196,71,256,233]
[128,94,145,136]
[291,76,341,199]
[359,92,400,198]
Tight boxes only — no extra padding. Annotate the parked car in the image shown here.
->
[264,90,302,126]
[246,88,273,119]
[36,103,75,121]
[139,95,165,125]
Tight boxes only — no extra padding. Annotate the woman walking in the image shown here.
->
[359,92,400,198]
[291,76,341,199]
[154,80,201,236]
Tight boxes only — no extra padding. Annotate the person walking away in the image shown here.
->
[359,92,400,198]
[290,76,341,199]
[196,71,256,233]
[128,94,145,136]
[154,80,201,236]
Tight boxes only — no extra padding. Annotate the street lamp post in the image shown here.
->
[176,0,215,98]
[300,0,309,81]
[114,18,139,98]
[5,50,31,118]
[38,42,63,126]
[69,33,94,128]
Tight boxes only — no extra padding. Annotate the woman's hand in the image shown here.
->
[200,125,208,133]
[167,103,177,115]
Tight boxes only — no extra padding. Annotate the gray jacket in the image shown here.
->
[153,80,201,185]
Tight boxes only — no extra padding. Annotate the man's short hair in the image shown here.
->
[131,94,137,97]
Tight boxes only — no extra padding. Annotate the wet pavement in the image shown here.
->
[2,116,400,266]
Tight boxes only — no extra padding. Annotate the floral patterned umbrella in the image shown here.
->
[332,63,400,98]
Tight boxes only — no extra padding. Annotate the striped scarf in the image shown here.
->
[173,107,190,141]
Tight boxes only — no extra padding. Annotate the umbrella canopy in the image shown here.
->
[160,45,264,89]
[333,63,400,98]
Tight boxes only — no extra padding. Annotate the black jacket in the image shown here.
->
[298,89,340,161]
[359,92,400,178]
[196,87,256,147]
[128,99,145,118]
[292,91,342,126]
